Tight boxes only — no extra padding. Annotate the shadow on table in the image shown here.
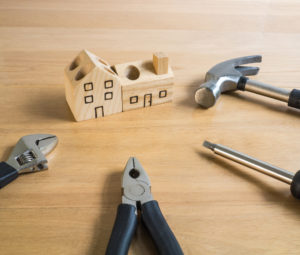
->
[227,92,300,118]
[176,79,204,109]
[197,150,300,214]
[25,88,74,122]
[0,146,14,162]
[87,171,121,255]
[87,171,157,255]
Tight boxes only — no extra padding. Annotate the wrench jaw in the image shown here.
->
[6,134,58,174]
[35,135,58,156]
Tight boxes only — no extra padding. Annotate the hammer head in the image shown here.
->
[195,55,262,108]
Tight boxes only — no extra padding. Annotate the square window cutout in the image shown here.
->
[159,90,167,98]
[84,95,93,104]
[84,82,93,91]
[105,80,113,89]
[130,96,138,104]
[105,92,113,100]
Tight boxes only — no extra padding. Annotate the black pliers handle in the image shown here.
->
[105,157,183,255]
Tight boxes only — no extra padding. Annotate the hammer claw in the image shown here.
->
[235,66,260,76]
[232,55,262,66]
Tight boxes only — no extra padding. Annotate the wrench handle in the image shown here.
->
[0,162,18,188]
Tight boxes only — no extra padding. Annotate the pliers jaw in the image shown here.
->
[106,157,184,255]
[122,157,153,208]
[6,134,58,174]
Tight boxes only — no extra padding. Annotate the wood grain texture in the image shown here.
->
[1,0,300,254]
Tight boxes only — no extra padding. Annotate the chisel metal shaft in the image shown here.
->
[203,140,300,199]
[203,141,294,184]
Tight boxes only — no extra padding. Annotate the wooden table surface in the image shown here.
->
[1,0,300,254]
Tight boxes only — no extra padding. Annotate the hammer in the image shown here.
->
[195,55,300,109]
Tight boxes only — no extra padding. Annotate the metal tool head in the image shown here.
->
[195,55,262,108]
[6,134,58,174]
[122,157,153,207]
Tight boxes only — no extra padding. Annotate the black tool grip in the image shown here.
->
[288,89,300,109]
[142,200,184,255]
[291,170,300,199]
[237,76,248,91]
[0,162,18,189]
[105,204,137,255]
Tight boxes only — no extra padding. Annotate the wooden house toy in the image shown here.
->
[64,50,122,121]
[64,50,174,121]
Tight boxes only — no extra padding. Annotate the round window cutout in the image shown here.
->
[69,57,80,71]
[125,65,140,80]
[75,69,85,81]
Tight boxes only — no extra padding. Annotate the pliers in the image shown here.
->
[105,157,183,255]
[0,134,58,188]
